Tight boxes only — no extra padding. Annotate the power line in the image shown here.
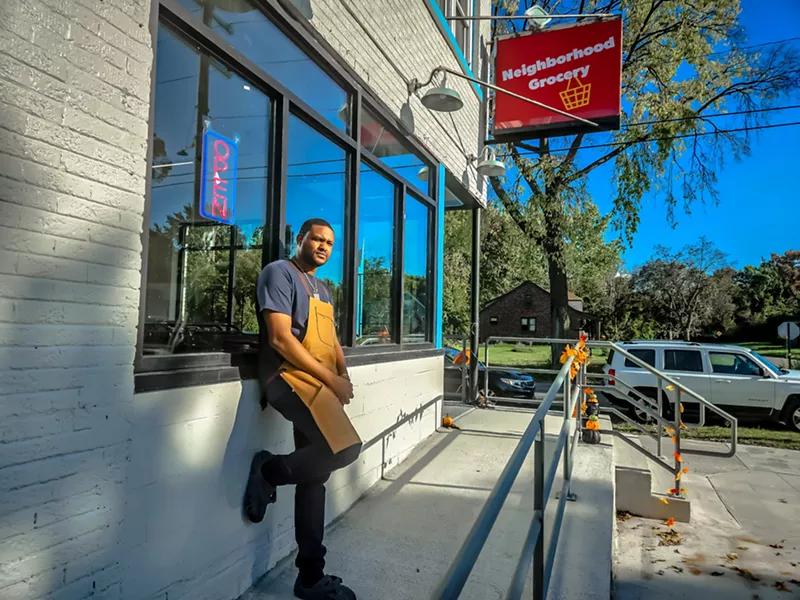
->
[622,104,800,128]
[507,120,800,157]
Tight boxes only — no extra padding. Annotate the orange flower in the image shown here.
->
[675,472,682,481]
[665,427,675,435]
[572,405,577,418]
[680,488,688,495]
[682,467,689,474]
[661,497,670,505]
[665,385,675,391]
[674,453,683,463]
[671,436,677,443]
[584,387,595,396]
[666,518,675,527]
[679,403,685,414]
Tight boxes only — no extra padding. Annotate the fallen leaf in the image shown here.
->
[775,582,791,592]
[777,552,782,556]
[658,530,683,547]
[779,498,788,504]
[726,553,739,562]
[656,570,665,576]
[770,541,786,549]
[737,546,749,551]
[661,497,670,505]
[616,511,633,522]
[680,488,688,495]
[674,549,680,554]
[781,572,793,576]
[711,571,725,576]
[665,518,676,527]
[651,559,666,564]
[731,566,760,581]
[688,567,702,576]
[791,562,798,567]
[668,565,684,573]
[682,467,689,474]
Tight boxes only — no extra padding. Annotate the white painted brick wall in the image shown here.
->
[308,0,489,200]
[125,357,443,600]
[0,1,152,599]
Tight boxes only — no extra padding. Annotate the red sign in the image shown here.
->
[493,18,623,140]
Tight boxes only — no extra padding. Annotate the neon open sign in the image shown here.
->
[199,128,238,225]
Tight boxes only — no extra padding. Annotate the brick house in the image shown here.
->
[480,282,600,340]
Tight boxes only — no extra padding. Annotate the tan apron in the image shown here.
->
[277,262,361,454]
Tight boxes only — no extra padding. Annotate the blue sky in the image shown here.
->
[587,0,800,271]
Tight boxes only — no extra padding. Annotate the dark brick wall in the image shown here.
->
[479,282,590,341]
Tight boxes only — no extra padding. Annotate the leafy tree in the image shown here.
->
[632,238,730,340]
[489,0,800,345]
[734,250,800,323]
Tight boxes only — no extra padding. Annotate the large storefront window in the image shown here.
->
[285,115,348,330]
[361,106,432,193]
[140,5,440,368]
[177,0,348,129]
[356,164,396,345]
[403,195,432,343]
[144,23,269,354]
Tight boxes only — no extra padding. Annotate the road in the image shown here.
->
[614,438,800,599]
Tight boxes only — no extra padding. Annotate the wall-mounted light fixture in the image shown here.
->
[470,147,506,178]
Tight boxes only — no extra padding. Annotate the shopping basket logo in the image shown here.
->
[559,77,591,111]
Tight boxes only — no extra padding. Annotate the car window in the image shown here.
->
[664,350,704,373]
[606,349,615,366]
[710,352,762,376]
[623,349,656,369]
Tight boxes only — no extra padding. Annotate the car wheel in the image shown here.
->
[786,399,800,433]
[631,405,654,424]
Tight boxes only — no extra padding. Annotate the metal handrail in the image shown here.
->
[431,357,578,600]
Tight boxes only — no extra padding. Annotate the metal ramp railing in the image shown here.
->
[435,335,739,598]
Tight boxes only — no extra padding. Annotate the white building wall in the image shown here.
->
[0,0,152,598]
[123,357,443,600]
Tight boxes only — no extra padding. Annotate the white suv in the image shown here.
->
[600,341,800,432]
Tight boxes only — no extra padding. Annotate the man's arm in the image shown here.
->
[265,311,353,403]
[335,336,348,378]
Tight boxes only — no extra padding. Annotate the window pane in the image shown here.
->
[178,0,348,130]
[664,350,703,373]
[144,23,269,354]
[710,353,762,376]
[285,115,347,330]
[403,196,431,343]
[624,349,656,369]
[360,106,431,192]
[357,163,396,345]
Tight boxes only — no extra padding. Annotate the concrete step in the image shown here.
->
[612,431,691,523]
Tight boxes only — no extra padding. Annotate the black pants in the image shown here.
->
[262,377,361,580]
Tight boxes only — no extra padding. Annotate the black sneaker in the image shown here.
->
[294,575,356,600]
[244,450,277,523]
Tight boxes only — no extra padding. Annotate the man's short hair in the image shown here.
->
[298,218,333,239]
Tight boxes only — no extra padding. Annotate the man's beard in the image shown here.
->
[300,244,328,267]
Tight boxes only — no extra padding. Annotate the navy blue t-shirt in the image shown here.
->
[256,260,334,379]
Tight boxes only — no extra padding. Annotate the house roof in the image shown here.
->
[482,281,584,311]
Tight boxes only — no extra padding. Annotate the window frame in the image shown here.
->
[709,352,764,377]
[137,0,442,378]
[623,348,657,369]
[664,349,705,374]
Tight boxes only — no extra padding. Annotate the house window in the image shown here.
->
[432,0,473,68]
[520,318,536,333]
[489,316,498,325]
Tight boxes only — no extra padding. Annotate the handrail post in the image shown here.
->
[483,338,490,401]
[461,335,467,404]
[656,377,663,458]
[674,388,682,496]
[533,427,545,600]
[563,373,572,497]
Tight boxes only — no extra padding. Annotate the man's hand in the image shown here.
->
[330,374,354,405]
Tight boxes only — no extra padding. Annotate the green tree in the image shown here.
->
[632,238,730,340]
[490,0,800,346]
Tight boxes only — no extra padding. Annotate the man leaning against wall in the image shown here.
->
[245,218,362,600]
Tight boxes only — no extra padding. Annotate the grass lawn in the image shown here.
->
[481,342,610,369]
[614,423,800,451]
[738,341,800,361]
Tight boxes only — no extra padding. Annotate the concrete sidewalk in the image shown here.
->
[615,438,800,600]
[240,406,613,600]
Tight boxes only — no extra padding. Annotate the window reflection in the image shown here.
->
[357,164,396,345]
[178,0,349,130]
[144,23,268,354]
[403,195,431,343]
[285,115,348,331]
[360,106,431,192]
